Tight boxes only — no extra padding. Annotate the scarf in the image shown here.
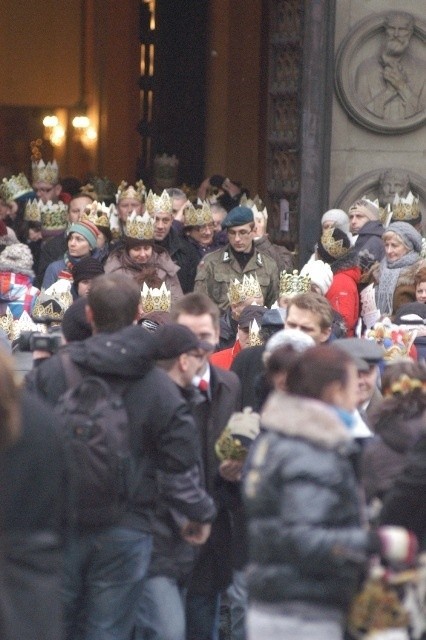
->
[375,251,419,316]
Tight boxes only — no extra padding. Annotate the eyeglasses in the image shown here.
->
[194,224,214,232]
[227,229,251,237]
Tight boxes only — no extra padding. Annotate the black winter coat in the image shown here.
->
[243,394,372,612]
[26,324,216,533]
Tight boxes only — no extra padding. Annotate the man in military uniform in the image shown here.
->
[194,206,279,311]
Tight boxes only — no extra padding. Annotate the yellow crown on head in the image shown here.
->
[116,180,146,203]
[125,211,154,240]
[320,228,349,260]
[141,282,171,312]
[145,189,172,215]
[279,269,311,297]
[10,311,46,342]
[31,160,59,185]
[34,280,73,321]
[392,191,420,222]
[24,199,42,222]
[248,318,263,347]
[372,199,392,226]
[39,200,69,232]
[228,274,263,305]
[82,200,112,229]
[0,173,33,203]
[183,201,213,227]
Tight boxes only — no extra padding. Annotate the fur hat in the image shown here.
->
[300,259,333,295]
[321,209,351,237]
[0,243,34,276]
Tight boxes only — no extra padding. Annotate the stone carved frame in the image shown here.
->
[335,12,426,134]
[334,168,426,233]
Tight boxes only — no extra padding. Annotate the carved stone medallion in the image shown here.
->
[335,11,426,134]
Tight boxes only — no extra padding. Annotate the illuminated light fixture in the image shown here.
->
[72,115,90,129]
[43,115,59,128]
[43,114,65,147]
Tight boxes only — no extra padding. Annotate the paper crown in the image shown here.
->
[34,280,73,322]
[10,311,47,342]
[279,269,311,298]
[31,160,59,185]
[141,281,171,312]
[116,180,146,203]
[248,317,263,347]
[24,199,68,232]
[215,407,260,462]
[372,199,392,227]
[183,201,213,227]
[251,202,268,222]
[0,173,33,202]
[392,191,421,222]
[125,211,154,240]
[228,274,263,305]
[320,228,349,259]
[82,200,114,229]
[145,189,172,215]
[0,308,14,338]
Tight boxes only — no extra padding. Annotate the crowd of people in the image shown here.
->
[0,162,425,640]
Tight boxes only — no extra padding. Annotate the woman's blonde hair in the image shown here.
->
[0,349,21,450]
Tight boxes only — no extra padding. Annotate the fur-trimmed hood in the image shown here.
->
[261,392,351,449]
[330,249,360,276]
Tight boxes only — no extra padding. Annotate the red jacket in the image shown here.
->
[209,340,242,370]
[326,266,361,337]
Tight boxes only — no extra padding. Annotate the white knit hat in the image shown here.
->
[0,243,34,276]
[300,260,333,295]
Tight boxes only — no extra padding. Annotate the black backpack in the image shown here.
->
[55,351,134,529]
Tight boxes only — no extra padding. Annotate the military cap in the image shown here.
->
[222,205,254,229]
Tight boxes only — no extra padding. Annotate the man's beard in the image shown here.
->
[385,38,409,57]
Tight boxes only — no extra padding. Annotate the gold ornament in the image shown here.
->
[116,180,146,203]
[145,189,172,215]
[24,199,42,222]
[248,318,263,347]
[82,200,113,230]
[0,173,33,203]
[228,274,263,305]
[320,228,349,260]
[279,269,311,298]
[125,211,154,240]
[31,159,59,185]
[141,282,171,312]
[183,201,213,227]
[392,191,420,222]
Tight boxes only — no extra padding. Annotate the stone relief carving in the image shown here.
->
[335,12,426,133]
[334,168,426,233]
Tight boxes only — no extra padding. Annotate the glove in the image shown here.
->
[377,526,418,566]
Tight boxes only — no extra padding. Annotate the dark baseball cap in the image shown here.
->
[154,323,214,359]
[238,305,268,329]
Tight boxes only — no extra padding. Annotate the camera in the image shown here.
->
[19,328,63,354]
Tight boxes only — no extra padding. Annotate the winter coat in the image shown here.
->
[26,324,216,533]
[327,253,361,337]
[155,225,200,293]
[104,247,183,304]
[0,272,39,319]
[254,235,294,273]
[362,404,426,503]
[380,429,426,550]
[353,220,385,266]
[243,394,372,611]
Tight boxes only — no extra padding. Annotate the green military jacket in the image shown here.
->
[194,244,279,312]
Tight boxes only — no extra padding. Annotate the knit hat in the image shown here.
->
[68,220,99,249]
[0,243,34,276]
[317,228,351,264]
[321,209,351,237]
[300,259,333,295]
[72,257,105,286]
[61,297,93,342]
[385,221,423,254]
[222,205,254,229]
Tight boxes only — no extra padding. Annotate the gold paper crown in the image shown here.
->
[183,201,213,227]
[24,199,42,222]
[10,311,47,342]
[31,159,59,185]
[141,281,171,312]
[320,228,349,259]
[279,269,311,297]
[39,200,68,231]
[0,308,14,339]
[248,318,264,347]
[372,199,392,226]
[82,200,112,229]
[227,274,263,305]
[116,180,146,203]
[125,211,154,240]
[145,189,172,215]
[392,191,420,222]
[0,173,33,203]
[80,182,99,200]
[34,280,73,321]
